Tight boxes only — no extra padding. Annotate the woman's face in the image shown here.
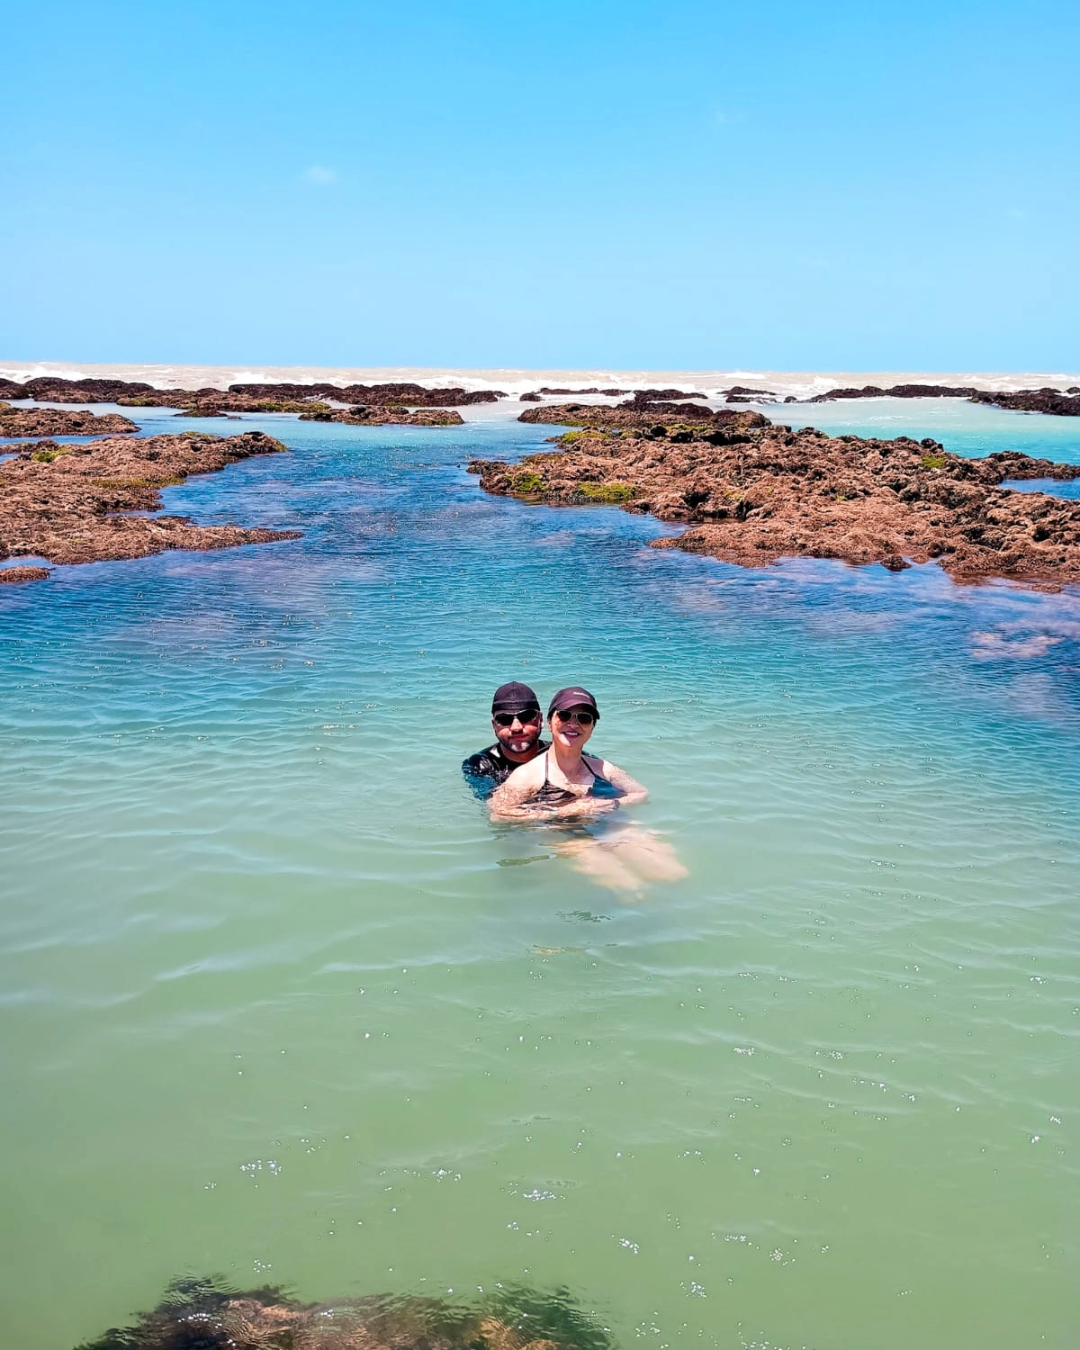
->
[549,704,597,752]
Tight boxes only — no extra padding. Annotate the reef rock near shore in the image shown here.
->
[299,405,465,426]
[0,430,299,584]
[0,403,137,437]
[74,1276,611,1350]
[476,404,1080,587]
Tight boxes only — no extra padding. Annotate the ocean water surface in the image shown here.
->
[2,399,1079,1349]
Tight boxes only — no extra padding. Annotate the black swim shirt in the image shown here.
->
[462,741,549,800]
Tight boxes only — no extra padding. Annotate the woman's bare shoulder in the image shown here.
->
[504,755,546,787]
[586,753,617,777]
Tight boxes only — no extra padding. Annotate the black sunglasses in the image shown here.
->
[554,709,595,726]
[493,709,541,727]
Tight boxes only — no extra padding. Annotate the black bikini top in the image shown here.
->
[531,751,624,807]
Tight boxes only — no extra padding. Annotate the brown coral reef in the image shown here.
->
[74,1276,613,1350]
[518,402,769,433]
[0,430,299,585]
[801,383,1080,415]
[469,403,1080,587]
[0,403,137,437]
[299,405,464,426]
[0,376,501,409]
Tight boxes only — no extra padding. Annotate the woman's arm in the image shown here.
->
[599,760,648,806]
[490,761,622,822]
[489,762,546,821]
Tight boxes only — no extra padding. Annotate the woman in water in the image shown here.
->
[490,686,685,893]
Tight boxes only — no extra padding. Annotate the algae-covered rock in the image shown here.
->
[73,1276,614,1350]
[0,430,300,582]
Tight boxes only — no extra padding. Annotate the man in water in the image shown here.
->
[462,681,549,799]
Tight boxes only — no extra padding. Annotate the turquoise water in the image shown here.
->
[2,400,1079,1349]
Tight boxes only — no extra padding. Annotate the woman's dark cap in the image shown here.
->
[548,686,600,719]
[492,681,541,714]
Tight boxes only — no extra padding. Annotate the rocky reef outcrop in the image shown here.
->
[538,386,630,395]
[0,430,299,584]
[519,401,768,434]
[114,390,336,415]
[73,1275,611,1350]
[230,381,503,405]
[15,376,157,402]
[476,404,1080,587]
[0,403,137,437]
[299,405,464,426]
[0,377,503,408]
[970,388,1080,416]
[806,383,978,402]
[801,383,1080,416]
[621,388,707,404]
[0,565,52,585]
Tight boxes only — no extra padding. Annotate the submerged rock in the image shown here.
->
[0,403,137,437]
[0,430,300,583]
[73,1276,613,1350]
[477,405,1080,588]
[0,564,51,584]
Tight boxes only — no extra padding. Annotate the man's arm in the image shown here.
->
[462,752,497,801]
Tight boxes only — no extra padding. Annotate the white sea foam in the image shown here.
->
[0,359,1076,402]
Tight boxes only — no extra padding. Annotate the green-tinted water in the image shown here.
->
[1,401,1078,1348]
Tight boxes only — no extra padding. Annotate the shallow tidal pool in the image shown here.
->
[1,400,1078,1350]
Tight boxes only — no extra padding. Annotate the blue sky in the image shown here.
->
[3,0,1077,370]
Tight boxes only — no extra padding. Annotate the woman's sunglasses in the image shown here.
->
[493,709,542,728]
[554,709,596,726]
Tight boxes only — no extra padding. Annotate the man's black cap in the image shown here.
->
[548,686,600,718]
[492,681,541,714]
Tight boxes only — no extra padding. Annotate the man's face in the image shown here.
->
[492,706,543,758]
